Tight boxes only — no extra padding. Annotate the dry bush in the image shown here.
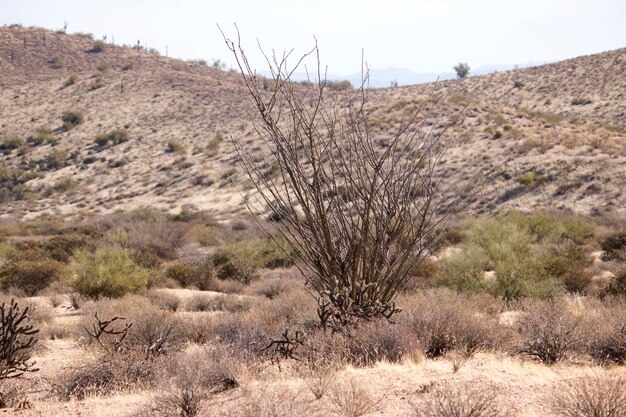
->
[129,219,191,260]
[328,379,382,417]
[515,299,582,364]
[344,319,422,366]
[57,350,159,400]
[551,375,626,417]
[144,289,181,311]
[223,385,313,417]
[224,33,448,329]
[186,293,213,312]
[579,299,626,364]
[212,279,246,294]
[402,290,504,358]
[80,296,183,355]
[297,357,339,400]
[412,384,509,417]
[252,278,291,299]
[150,346,248,416]
[165,258,214,290]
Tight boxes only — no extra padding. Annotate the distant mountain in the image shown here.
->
[263,61,547,88]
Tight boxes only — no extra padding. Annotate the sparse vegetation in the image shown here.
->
[89,40,105,53]
[94,129,130,147]
[61,110,84,130]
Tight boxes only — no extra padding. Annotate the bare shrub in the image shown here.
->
[580,299,626,364]
[224,385,313,417]
[57,350,158,400]
[402,291,504,358]
[516,299,581,364]
[328,379,382,417]
[223,32,448,329]
[129,220,191,260]
[412,384,509,417]
[186,293,213,312]
[150,346,246,416]
[80,296,183,355]
[551,375,626,417]
[345,319,422,366]
[144,289,181,311]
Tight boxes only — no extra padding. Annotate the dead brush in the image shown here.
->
[327,379,382,417]
[550,375,626,417]
[223,385,313,417]
[515,299,582,364]
[411,384,509,417]
[402,291,503,358]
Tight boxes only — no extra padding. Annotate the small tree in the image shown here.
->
[453,62,470,79]
[223,30,450,329]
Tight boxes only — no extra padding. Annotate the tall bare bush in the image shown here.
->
[223,30,449,328]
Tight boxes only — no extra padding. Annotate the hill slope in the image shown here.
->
[1,25,624,220]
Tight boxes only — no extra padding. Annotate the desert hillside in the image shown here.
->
[1,25,624,220]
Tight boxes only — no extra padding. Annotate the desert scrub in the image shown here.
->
[72,248,151,298]
[550,375,626,417]
[61,110,84,130]
[165,258,214,290]
[89,40,105,52]
[166,140,186,154]
[28,126,55,146]
[43,149,69,170]
[438,211,595,301]
[212,238,292,284]
[0,137,25,154]
[0,248,64,295]
[94,129,129,147]
[601,231,626,261]
[515,299,582,364]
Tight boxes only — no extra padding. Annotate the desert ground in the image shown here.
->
[0,25,625,417]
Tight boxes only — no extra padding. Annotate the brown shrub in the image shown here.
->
[412,384,510,417]
[328,379,381,417]
[401,290,504,358]
[129,220,191,260]
[515,299,582,364]
[550,375,626,417]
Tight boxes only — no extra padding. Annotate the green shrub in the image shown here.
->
[516,172,535,187]
[453,62,470,79]
[165,258,214,290]
[72,248,151,298]
[0,249,64,295]
[61,110,84,130]
[0,137,25,154]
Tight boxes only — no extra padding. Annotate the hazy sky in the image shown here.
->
[1,0,625,75]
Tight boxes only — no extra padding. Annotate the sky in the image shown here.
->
[1,0,625,75]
